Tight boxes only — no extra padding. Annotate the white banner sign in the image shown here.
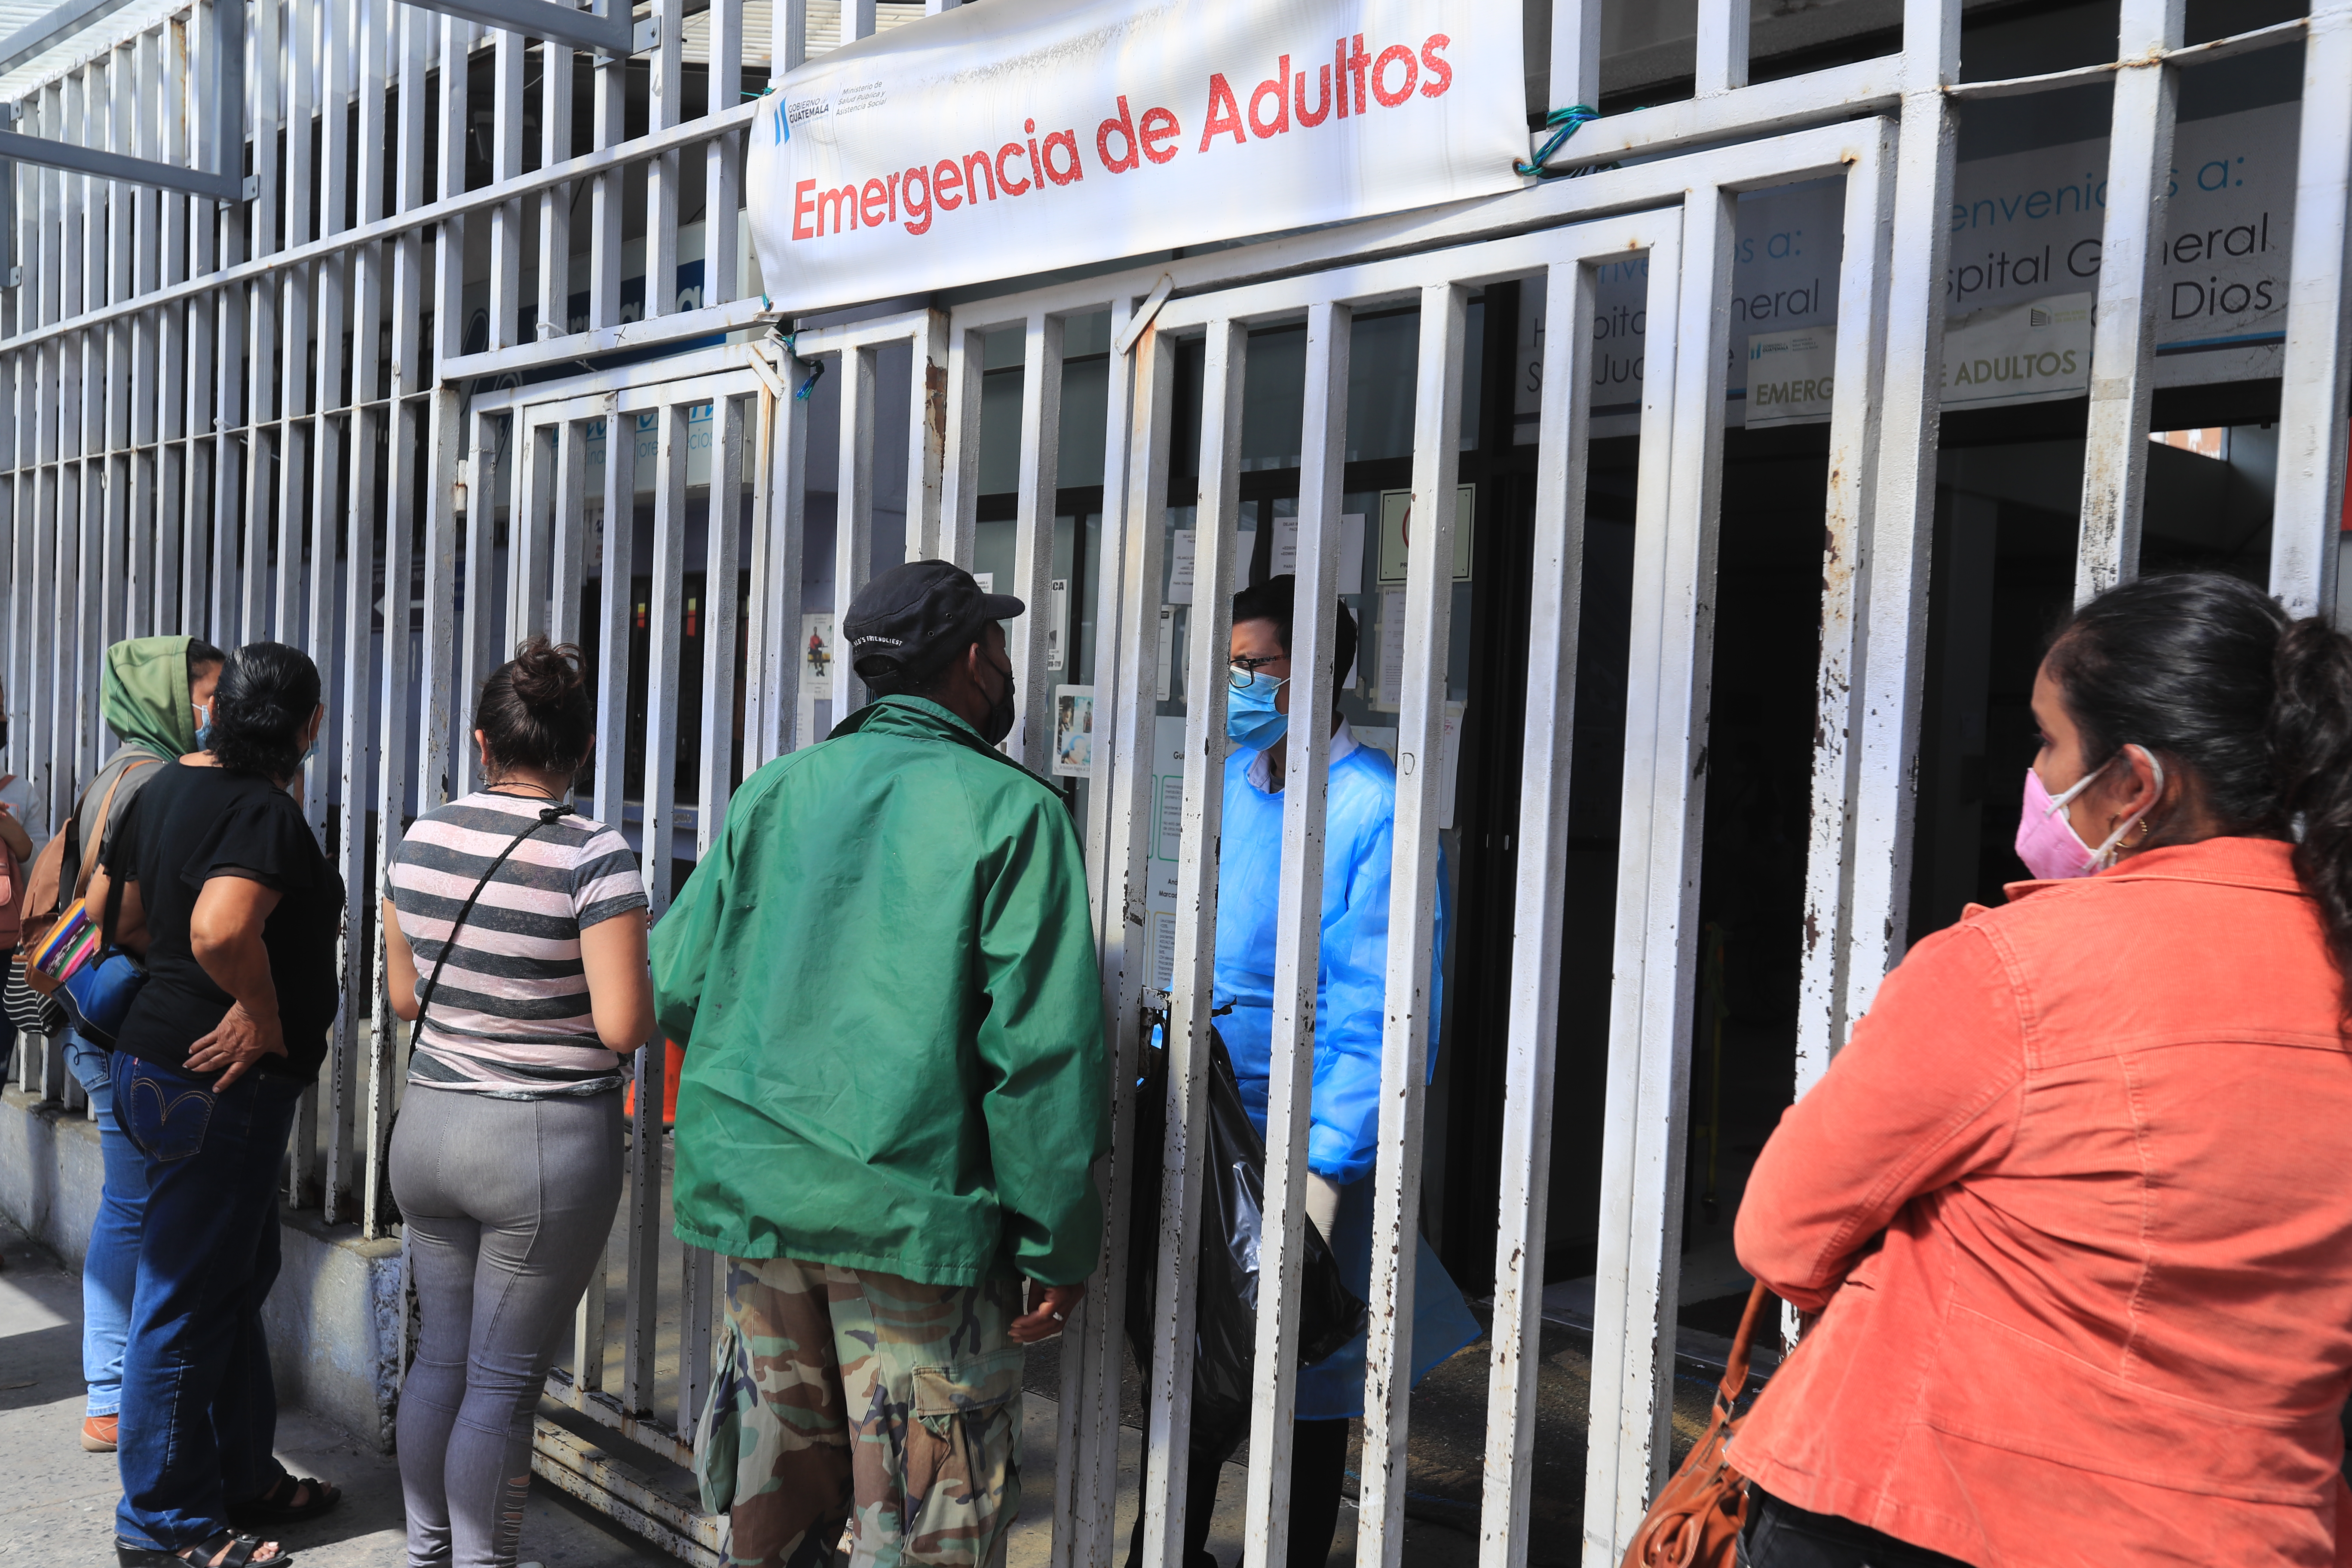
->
[746,0,1526,312]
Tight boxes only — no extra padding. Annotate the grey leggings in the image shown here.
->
[389,1086,624,1568]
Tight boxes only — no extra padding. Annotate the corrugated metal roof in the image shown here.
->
[0,0,180,101]
[0,0,928,107]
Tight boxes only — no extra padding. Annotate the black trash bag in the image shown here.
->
[1124,1021,1367,1468]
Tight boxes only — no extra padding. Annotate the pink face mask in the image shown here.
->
[2013,748,2165,881]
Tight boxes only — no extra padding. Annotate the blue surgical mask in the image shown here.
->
[193,701,212,752]
[1225,668,1290,750]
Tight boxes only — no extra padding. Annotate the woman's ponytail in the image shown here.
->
[2269,616,2352,993]
[2048,573,2352,1008]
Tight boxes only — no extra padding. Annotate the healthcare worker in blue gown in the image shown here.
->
[1199,573,1482,1568]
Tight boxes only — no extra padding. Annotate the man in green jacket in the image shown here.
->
[654,560,1109,1568]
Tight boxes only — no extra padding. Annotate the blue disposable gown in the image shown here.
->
[1213,731,1482,1419]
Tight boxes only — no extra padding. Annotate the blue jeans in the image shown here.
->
[63,1030,149,1418]
[110,1051,303,1550]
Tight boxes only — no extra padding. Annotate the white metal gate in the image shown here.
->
[7,0,2352,1565]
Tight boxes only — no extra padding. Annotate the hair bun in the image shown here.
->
[508,635,588,711]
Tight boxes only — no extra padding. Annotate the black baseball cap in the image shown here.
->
[844,560,1025,680]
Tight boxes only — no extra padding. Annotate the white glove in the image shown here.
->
[1304,1172,1343,1243]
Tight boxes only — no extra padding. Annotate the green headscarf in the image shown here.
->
[101,635,202,760]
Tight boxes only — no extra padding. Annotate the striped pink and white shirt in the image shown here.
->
[388,791,648,1097]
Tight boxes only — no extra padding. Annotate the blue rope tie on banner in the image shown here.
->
[781,331,825,401]
[1515,104,1599,180]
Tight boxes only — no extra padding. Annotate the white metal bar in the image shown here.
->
[457,408,503,796]
[364,1,437,1238]
[130,30,161,632]
[937,323,982,571]
[777,0,804,72]
[550,416,590,646]
[740,389,781,764]
[175,15,211,633]
[676,392,744,1436]
[2075,0,2184,604]
[1476,251,1596,1568]
[489,24,523,352]
[906,308,947,559]
[588,15,626,330]
[1007,312,1063,770]
[1840,0,1959,1030]
[591,405,634,829]
[1139,315,1243,1568]
[208,0,246,644]
[622,397,689,1419]
[537,40,573,342]
[573,1255,612,1405]
[770,380,808,753]
[1052,289,1143,1568]
[513,418,554,640]
[704,0,741,309]
[451,297,772,383]
[2272,0,2352,621]
[573,407,631,1403]
[1550,0,1599,110]
[1792,120,1896,1101]
[1238,296,1349,1568]
[327,0,390,1232]
[1582,186,1724,1561]
[698,395,745,848]
[1355,281,1468,1568]
[416,370,464,812]
[102,46,134,652]
[832,345,875,722]
[643,0,682,323]
[415,12,471,813]
[1694,0,1749,95]
[244,0,282,650]
[640,399,688,912]
[275,0,317,652]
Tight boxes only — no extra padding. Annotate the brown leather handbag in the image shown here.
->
[1619,1281,1774,1568]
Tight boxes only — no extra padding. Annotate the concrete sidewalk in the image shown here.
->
[0,1220,671,1568]
[0,1205,1584,1568]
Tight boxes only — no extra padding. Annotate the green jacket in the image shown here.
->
[654,696,1109,1286]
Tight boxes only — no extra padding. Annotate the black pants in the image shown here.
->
[1126,1418,1352,1568]
[1740,1488,1974,1568]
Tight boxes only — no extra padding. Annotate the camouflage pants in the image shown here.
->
[695,1256,1024,1568]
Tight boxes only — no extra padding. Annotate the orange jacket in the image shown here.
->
[1730,837,2352,1567]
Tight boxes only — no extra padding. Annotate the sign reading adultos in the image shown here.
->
[745,0,1527,313]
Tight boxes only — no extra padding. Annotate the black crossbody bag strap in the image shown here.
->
[412,801,574,1042]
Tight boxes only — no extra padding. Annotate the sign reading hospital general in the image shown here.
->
[744,0,1526,313]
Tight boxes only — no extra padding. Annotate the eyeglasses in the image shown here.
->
[1228,654,1289,689]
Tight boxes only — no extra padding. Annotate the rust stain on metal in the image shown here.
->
[925,361,948,445]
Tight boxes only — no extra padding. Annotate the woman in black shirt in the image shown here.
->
[90,643,345,1568]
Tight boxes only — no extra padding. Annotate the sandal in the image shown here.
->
[225,1473,341,1528]
[115,1530,292,1568]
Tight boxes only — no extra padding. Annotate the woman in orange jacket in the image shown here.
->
[1730,573,2352,1568]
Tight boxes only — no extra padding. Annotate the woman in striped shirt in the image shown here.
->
[382,636,652,1568]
